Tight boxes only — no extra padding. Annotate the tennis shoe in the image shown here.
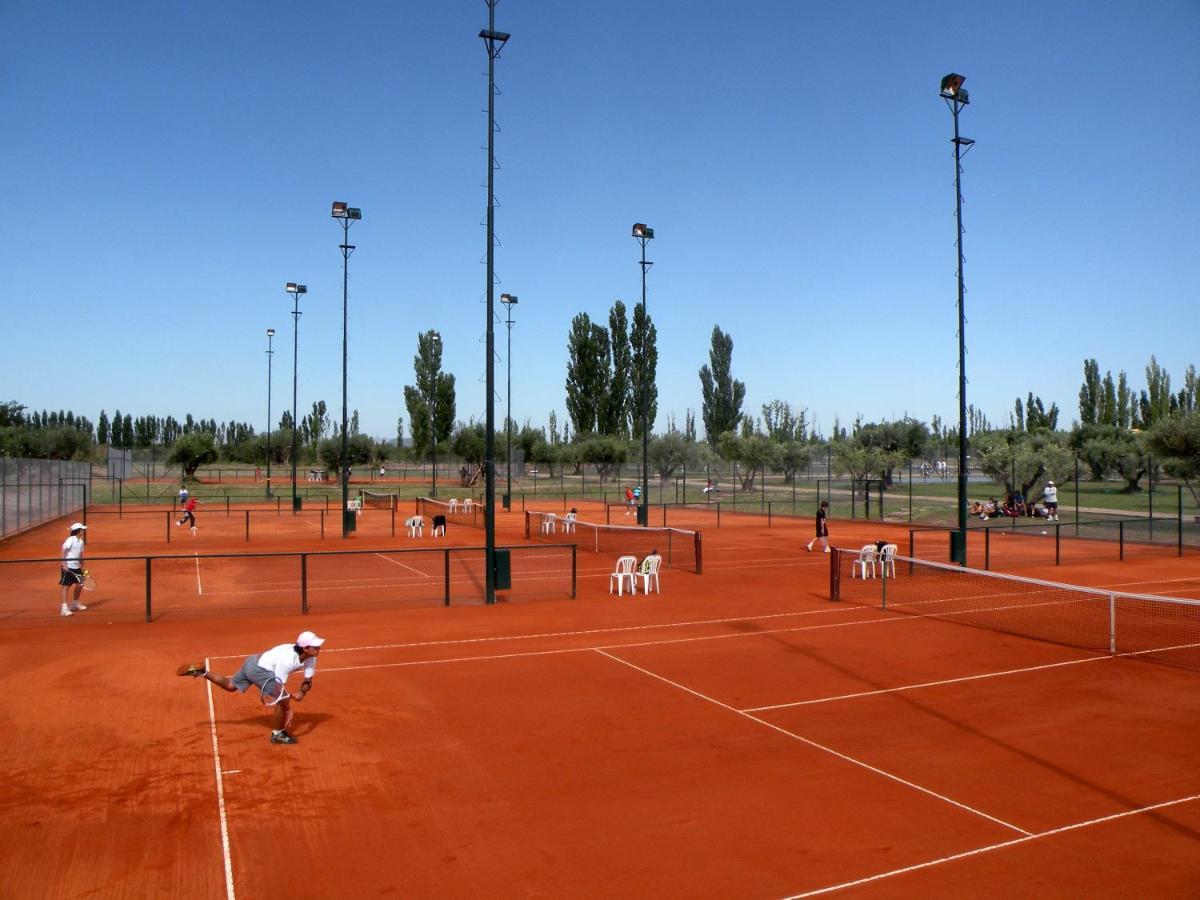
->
[69,603,87,612]
[805,543,812,552]
[60,606,73,617]
[824,547,831,553]
[270,730,298,745]
[176,662,206,677]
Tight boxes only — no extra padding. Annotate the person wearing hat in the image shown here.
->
[177,631,327,745]
[1043,480,1059,521]
[59,522,89,617]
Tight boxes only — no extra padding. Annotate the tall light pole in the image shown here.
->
[500,293,518,510]
[480,4,509,604]
[632,223,654,527]
[940,73,974,565]
[265,328,275,498]
[285,283,307,512]
[331,201,361,538]
[428,331,441,499]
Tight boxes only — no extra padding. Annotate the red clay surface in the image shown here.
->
[2,506,1199,897]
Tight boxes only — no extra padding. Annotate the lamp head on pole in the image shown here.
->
[631,223,654,240]
[331,201,362,220]
[285,283,307,295]
[940,73,968,103]
[500,293,518,306]
[266,328,275,338]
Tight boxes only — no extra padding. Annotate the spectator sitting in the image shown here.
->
[970,500,985,519]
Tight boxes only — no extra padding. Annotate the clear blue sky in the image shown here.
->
[4,1,1197,441]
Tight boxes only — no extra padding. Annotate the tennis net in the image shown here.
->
[416,496,485,529]
[526,510,701,573]
[830,549,1200,671]
[361,490,397,510]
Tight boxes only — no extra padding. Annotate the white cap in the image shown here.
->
[1047,480,1054,485]
[70,522,87,532]
[296,631,325,648]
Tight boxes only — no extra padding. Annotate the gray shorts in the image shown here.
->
[230,654,276,694]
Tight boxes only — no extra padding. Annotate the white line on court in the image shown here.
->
[373,552,429,577]
[204,656,236,900]
[592,648,1032,837]
[194,551,203,595]
[786,792,1200,897]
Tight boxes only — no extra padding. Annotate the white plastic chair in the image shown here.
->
[431,514,446,538]
[851,544,878,579]
[406,515,424,538]
[463,498,474,513]
[563,511,577,534]
[609,555,638,596]
[448,498,460,513]
[346,498,362,515]
[879,543,898,578]
[541,513,557,534]
[637,555,662,595]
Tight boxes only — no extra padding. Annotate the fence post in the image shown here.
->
[1119,521,1125,560]
[1055,523,1060,565]
[908,528,915,575]
[145,557,152,622]
[1179,484,1184,558]
[985,528,991,571]
[571,544,577,598]
[444,549,451,606]
[301,553,308,613]
[245,510,250,542]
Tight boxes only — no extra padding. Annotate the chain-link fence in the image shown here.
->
[0,458,90,538]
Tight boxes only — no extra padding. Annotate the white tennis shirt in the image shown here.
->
[1044,485,1058,504]
[61,535,85,570]
[257,643,318,682]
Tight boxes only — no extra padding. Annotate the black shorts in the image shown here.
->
[1046,502,1058,510]
[59,568,83,587]
[179,511,195,525]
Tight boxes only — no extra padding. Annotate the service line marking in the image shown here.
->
[373,552,430,577]
[204,656,236,900]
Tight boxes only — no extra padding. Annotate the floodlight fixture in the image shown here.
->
[266,328,275,338]
[479,28,510,44]
[285,282,307,295]
[632,223,655,240]
[940,73,967,101]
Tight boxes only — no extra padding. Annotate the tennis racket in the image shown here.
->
[75,569,96,591]
[260,678,290,707]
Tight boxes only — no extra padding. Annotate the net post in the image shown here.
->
[444,549,451,606]
[301,553,308,614]
[391,504,396,537]
[145,557,152,622]
[716,503,721,529]
[907,529,915,575]
[226,495,230,515]
[1108,593,1116,655]
[571,544,577,598]
[524,510,531,539]
[320,508,325,539]
[695,531,703,575]
[166,510,171,544]
[1055,523,1061,565]
[829,547,841,602]
[985,528,990,570]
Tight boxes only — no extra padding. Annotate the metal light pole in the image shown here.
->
[285,283,307,512]
[941,73,974,565]
[632,223,654,527]
[480,5,509,604]
[331,201,361,538]
[501,293,518,510]
[265,328,275,497]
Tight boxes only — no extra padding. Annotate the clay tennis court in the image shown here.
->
[2,505,1199,897]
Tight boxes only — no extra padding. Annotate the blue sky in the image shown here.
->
[3,1,1198,441]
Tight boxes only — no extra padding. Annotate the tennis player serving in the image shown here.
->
[177,631,326,745]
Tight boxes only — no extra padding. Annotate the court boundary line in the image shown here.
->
[592,647,1032,836]
[195,551,204,596]
[788,792,1200,897]
[373,551,429,577]
[204,655,236,900]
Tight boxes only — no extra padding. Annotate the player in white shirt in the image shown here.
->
[177,631,326,745]
[59,523,88,617]
[1043,480,1059,521]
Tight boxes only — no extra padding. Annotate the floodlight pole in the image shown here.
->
[285,283,307,512]
[501,294,519,510]
[941,74,974,564]
[633,224,654,527]
[331,202,360,538]
[265,328,275,497]
[429,332,441,499]
[481,4,509,604]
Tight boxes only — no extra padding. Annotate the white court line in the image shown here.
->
[205,606,867,659]
[203,656,236,900]
[787,792,1200,898]
[194,551,203,595]
[592,648,1031,837]
[373,552,431,577]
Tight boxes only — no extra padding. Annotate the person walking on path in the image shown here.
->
[806,501,831,553]
[177,495,199,534]
[59,522,88,617]
[177,631,326,745]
